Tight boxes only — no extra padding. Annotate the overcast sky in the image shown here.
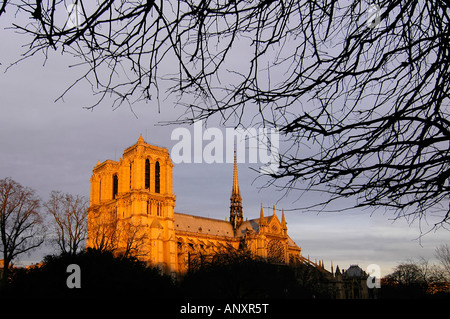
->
[1,13,449,277]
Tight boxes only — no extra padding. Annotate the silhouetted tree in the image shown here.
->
[381,258,450,298]
[435,244,450,281]
[5,249,177,298]
[291,262,333,298]
[87,210,119,252]
[181,250,330,298]
[87,211,148,259]
[2,1,449,228]
[45,190,88,255]
[118,219,149,259]
[0,177,45,285]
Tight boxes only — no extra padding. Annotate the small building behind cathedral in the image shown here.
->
[87,135,301,275]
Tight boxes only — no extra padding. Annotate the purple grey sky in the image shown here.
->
[0,12,449,277]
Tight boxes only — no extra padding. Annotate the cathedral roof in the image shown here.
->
[174,212,300,249]
[174,212,235,237]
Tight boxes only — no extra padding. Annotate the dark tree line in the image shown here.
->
[181,249,332,298]
[3,247,450,299]
[3,249,177,299]
[0,177,88,285]
[1,1,448,230]
[2,248,332,299]
[381,246,450,298]
[0,177,156,286]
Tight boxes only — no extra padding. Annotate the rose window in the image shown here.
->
[267,239,285,262]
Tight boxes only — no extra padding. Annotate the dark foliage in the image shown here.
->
[380,279,450,299]
[2,249,334,299]
[180,251,331,299]
[3,249,177,299]
[380,283,429,299]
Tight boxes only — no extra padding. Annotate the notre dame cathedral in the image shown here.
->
[86,135,302,275]
[86,135,377,298]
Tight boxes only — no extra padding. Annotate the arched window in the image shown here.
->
[112,174,118,199]
[145,159,150,189]
[156,202,163,217]
[155,161,160,193]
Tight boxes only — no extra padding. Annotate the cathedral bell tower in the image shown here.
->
[230,149,243,232]
[87,135,177,275]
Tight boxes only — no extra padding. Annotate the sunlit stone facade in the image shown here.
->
[87,135,301,275]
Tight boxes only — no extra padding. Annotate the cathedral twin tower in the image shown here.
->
[87,135,301,275]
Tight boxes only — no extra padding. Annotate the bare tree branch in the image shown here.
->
[2,0,449,230]
[87,208,148,259]
[45,190,88,255]
[0,177,45,284]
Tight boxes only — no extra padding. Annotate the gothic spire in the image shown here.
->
[258,204,267,235]
[232,148,240,196]
[260,204,265,223]
[230,148,243,232]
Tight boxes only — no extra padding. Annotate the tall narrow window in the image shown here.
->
[155,161,160,193]
[99,180,102,202]
[157,202,162,216]
[145,159,150,189]
[129,162,133,190]
[113,174,118,199]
